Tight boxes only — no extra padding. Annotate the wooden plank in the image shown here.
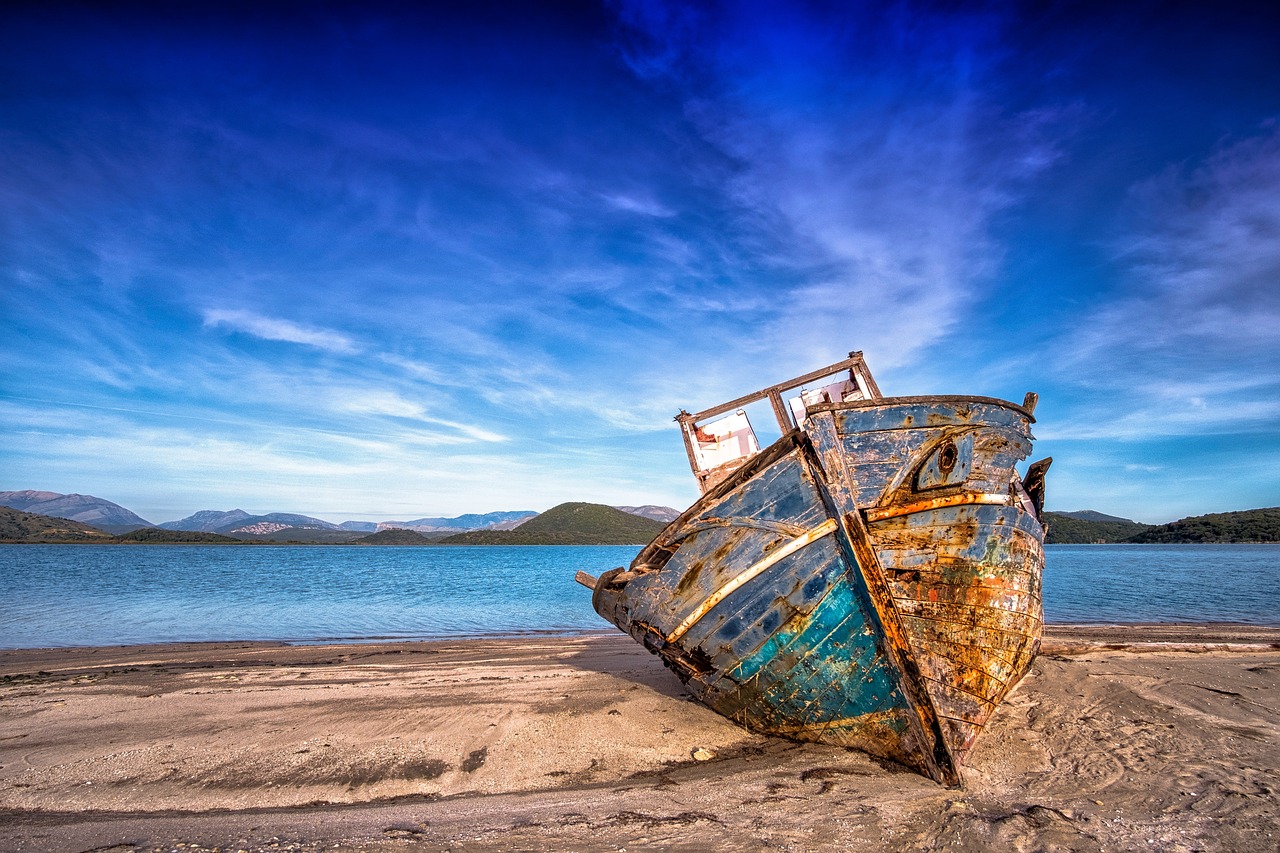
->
[886,570,1042,602]
[893,588,1039,617]
[865,492,1010,522]
[938,716,982,758]
[666,519,838,643]
[899,615,1031,663]
[911,644,1011,701]
[894,598,1043,632]
[923,678,997,724]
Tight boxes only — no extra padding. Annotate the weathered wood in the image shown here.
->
[574,570,598,589]
[1023,457,1052,517]
[666,518,837,643]
[687,352,878,425]
[582,351,1046,784]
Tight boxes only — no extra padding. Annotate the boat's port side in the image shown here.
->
[589,433,956,781]
[584,355,1046,784]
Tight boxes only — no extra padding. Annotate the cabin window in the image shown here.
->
[692,410,760,472]
[787,378,866,424]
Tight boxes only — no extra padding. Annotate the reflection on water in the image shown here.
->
[1,543,1276,648]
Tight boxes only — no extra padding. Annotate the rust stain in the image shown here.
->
[583,351,1046,786]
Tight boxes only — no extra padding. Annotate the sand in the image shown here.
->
[1,625,1277,852]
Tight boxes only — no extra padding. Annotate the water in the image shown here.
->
[0,544,1276,649]
[1043,544,1279,625]
[0,545,631,649]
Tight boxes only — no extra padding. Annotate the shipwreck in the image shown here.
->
[577,352,1050,784]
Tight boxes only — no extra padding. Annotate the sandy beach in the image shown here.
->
[1,625,1277,852]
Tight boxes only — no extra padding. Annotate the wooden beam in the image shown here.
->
[688,353,880,423]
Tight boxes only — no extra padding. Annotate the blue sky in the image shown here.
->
[2,1,1278,525]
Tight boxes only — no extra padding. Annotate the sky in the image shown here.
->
[2,1,1279,526]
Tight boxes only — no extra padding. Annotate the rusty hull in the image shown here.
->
[587,394,1047,785]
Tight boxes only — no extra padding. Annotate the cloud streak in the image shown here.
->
[202,309,358,354]
[1043,123,1280,436]
[611,2,1066,374]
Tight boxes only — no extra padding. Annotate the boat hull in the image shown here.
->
[589,396,1045,783]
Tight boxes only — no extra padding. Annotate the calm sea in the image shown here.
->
[1,544,1276,649]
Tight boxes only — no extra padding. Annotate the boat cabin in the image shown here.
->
[676,351,882,493]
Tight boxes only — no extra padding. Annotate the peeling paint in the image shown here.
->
[582,352,1048,785]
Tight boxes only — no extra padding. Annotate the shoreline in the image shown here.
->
[2,626,1277,851]
[6,541,1279,545]
[2,621,1278,656]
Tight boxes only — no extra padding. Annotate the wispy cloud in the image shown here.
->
[1042,122,1280,440]
[202,309,358,353]
[611,2,1065,373]
[1082,123,1280,365]
[601,192,675,217]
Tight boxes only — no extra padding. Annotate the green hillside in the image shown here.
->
[0,507,115,542]
[353,528,437,545]
[441,502,666,545]
[1043,512,1152,544]
[113,527,244,544]
[1124,507,1280,543]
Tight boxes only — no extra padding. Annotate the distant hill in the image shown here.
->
[1043,511,1152,544]
[353,528,437,545]
[441,502,664,545]
[223,513,343,538]
[615,505,681,523]
[0,507,115,542]
[232,527,357,543]
[160,510,346,540]
[0,508,260,543]
[1058,510,1139,524]
[160,508,536,540]
[113,527,244,544]
[380,511,537,533]
[0,490,152,533]
[1124,508,1280,544]
[158,509,254,532]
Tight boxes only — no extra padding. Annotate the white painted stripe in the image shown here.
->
[667,517,839,643]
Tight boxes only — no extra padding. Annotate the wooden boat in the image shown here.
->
[576,352,1050,784]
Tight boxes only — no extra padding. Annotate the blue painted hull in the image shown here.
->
[590,395,1047,784]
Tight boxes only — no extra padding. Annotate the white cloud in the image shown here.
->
[601,192,675,217]
[377,354,453,385]
[203,309,358,353]
[1042,123,1280,443]
[1076,124,1280,370]
[611,3,1065,376]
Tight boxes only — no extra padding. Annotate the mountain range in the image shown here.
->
[0,502,666,546]
[5,489,1277,545]
[0,490,152,534]
[1042,511,1153,544]
[0,490,680,542]
[1043,508,1280,544]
